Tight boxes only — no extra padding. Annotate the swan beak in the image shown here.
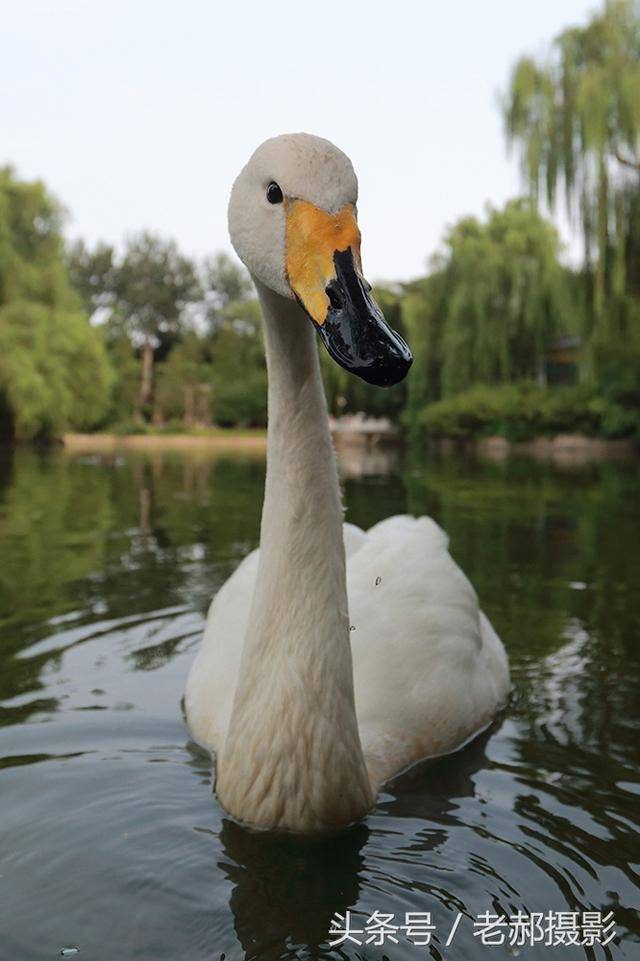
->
[285,199,413,387]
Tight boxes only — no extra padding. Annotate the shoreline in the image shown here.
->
[60,430,639,463]
[62,431,268,453]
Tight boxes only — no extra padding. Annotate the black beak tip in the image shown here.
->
[360,345,413,387]
[314,248,414,388]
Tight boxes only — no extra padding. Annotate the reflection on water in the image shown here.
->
[334,439,401,478]
[0,445,639,960]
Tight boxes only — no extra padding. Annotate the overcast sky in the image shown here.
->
[3,0,596,282]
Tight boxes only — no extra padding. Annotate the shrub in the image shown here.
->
[111,419,149,436]
[419,382,639,441]
[213,371,267,428]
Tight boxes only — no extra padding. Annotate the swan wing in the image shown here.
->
[347,515,510,788]
[185,515,509,781]
[184,548,259,753]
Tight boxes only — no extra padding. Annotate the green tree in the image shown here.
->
[66,239,117,318]
[102,328,142,426]
[428,200,563,397]
[111,233,202,416]
[68,233,202,419]
[202,251,253,333]
[67,242,264,428]
[0,168,112,441]
[154,333,212,426]
[153,297,268,429]
[504,0,640,379]
[401,272,447,433]
[208,298,267,427]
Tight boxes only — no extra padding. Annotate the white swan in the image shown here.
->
[185,133,510,832]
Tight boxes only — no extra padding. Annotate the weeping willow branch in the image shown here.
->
[503,0,640,376]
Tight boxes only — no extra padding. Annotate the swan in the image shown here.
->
[185,133,510,832]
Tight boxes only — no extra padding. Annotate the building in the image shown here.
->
[543,335,581,385]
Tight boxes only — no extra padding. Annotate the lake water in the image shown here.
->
[0,444,638,961]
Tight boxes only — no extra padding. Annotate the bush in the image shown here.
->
[156,419,185,434]
[111,419,149,436]
[419,382,639,441]
[0,301,113,440]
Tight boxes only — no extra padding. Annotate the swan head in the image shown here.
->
[228,133,412,388]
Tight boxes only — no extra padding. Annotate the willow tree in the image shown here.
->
[431,200,563,398]
[401,272,447,431]
[504,0,640,381]
[0,168,112,441]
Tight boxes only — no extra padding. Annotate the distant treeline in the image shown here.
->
[0,0,638,444]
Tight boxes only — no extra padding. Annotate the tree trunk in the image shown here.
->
[137,341,155,419]
[183,384,194,427]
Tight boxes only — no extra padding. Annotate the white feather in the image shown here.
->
[185,513,509,789]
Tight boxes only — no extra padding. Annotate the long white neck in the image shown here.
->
[215,281,373,831]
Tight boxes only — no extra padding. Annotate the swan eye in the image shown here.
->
[266,182,283,205]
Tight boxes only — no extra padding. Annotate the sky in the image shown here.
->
[2,0,597,283]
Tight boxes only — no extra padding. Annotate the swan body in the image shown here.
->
[187,516,508,791]
[185,133,510,832]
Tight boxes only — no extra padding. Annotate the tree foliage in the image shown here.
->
[112,233,202,348]
[202,252,253,333]
[504,0,640,377]
[62,198,582,434]
[68,233,202,416]
[144,264,266,428]
[404,200,565,401]
[0,168,112,441]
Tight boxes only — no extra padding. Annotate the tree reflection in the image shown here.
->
[0,448,265,725]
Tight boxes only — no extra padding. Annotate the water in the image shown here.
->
[0,444,638,960]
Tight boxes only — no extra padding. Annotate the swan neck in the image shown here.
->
[215,280,373,831]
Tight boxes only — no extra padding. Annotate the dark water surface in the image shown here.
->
[0,445,638,960]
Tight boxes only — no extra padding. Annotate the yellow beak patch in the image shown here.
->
[285,199,361,326]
